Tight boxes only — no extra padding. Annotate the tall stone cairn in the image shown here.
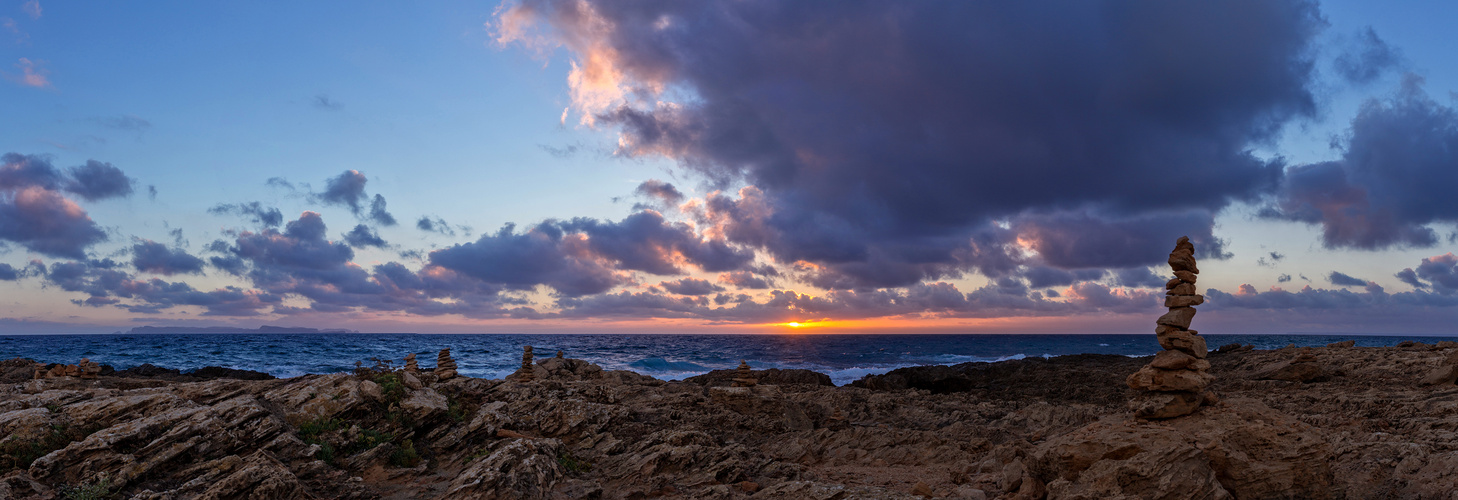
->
[404,353,418,372]
[435,348,458,381]
[1127,236,1214,419]
[517,346,535,381]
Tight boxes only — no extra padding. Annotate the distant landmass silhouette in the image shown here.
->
[124,325,358,334]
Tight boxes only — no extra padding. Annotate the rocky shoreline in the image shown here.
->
[2,341,1457,499]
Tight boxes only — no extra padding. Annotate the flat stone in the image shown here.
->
[1164,295,1204,308]
[1166,283,1197,296]
[1128,391,1202,419]
[1158,329,1208,358]
[1165,278,1182,290]
[1150,350,1196,370]
[1127,366,1214,392]
[1326,340,1356,348]
[1156,307,1196,329]
[1173,270,1197,283]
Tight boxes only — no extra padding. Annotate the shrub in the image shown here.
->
[389,439,421,468]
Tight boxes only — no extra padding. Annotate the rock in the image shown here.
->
[1167,282,1197,296]
[1253,362,1327,383]
[400,371,423,390]
[1168,250,1199,274]
[1157,329,1208,358]
[1216,343,1243,353]
[1128,391,1202,419]
[1149,350,1196,370]
[1419,365,1458,386]
[1156,307,1197,329]
[445,438,565,499]
[401,387,449,422]
[1327,340,1356,348]
[1398,340,1416,348]
[911,480,934,497]
[1126,366,1214,392]
[1165,278,1182,289]
[1174,270,1198,283]
[952,484,988,500]
[1039,399,1333,499]
[685,367,834,387]
[358,380,383,402]
[1164,294,1205,308]
[1437,341,1458,349]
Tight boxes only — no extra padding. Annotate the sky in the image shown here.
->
[2,0,1457,334]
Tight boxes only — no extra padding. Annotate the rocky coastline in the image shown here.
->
[3,340,1458,499]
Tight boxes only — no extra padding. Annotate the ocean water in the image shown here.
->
[2,333,1454,386]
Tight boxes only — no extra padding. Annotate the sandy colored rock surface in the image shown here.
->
[2,343,1458,498]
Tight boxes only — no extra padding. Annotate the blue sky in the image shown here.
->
[2,0,1457,334]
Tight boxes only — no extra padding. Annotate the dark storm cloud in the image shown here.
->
[1328,271,1370,287]
[416,216,455,236]
[0,262,23,281]
[368,194,397,226]
[659,277,724,296]
[1022,266,1105,289]
[1332,28,1402,86]
[502,0,1321,286]
[1397,253,1458,294]
[0,154,109,259]
[64,160,134,201]
[42,259,277,316]
[430,212,753,297]
[1263,77,1458,249]
[717,270,773,290]
[1112,267,1166,288]
[632,179,685,210]
[0,153,63,190]
[317,170,369,215]
[1012,210,1230,269]
[130,240,205,275]
[343,224,387,248]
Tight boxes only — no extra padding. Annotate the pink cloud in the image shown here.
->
[8,57,50,88]
[21,1,41,20]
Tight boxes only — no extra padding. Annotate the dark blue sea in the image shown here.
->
[2,333,1454,386]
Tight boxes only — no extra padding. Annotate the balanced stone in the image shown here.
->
[1173,270,1197,283]
[1126,366,1214,392]
[1156,307,1196,329]
[1167,283,1197,296]
[1149,350,1197,370]
[1157,329,1208,358]
[1164,295,1205,308]
[404,353,419,372]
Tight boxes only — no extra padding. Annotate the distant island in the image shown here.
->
[123,325,359,334]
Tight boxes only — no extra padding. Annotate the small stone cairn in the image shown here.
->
[730,360,757,387]
[1127,236,1214,419]
[78,358,101,379]
[435,348,457,381]
[517,346,535,381]
[404,353,418,372]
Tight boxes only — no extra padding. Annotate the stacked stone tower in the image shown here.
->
[1127,236,1213,419]
[435,348,458,380]
[517,346,535,381]
[404,353,419,372]
[730,360,757,387]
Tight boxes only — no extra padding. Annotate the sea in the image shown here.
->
[2,333,1455,386]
